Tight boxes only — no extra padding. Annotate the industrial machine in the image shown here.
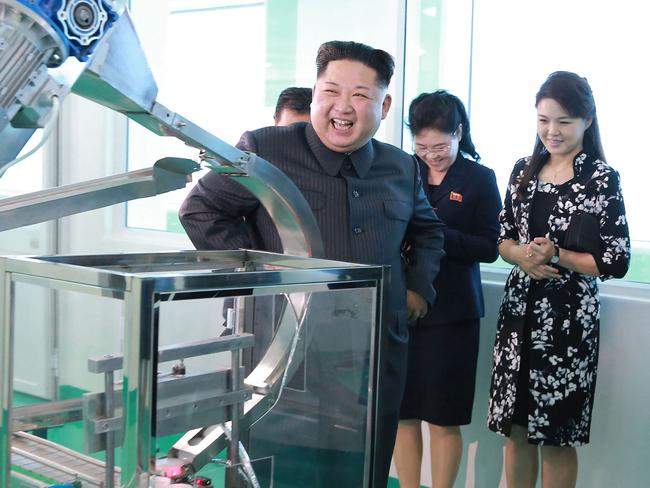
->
[1,250,384,488]
[0,1,386,487]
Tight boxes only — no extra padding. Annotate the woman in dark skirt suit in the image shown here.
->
[393,90,502,488]
[487,72,630,487]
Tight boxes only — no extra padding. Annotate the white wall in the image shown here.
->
[391,269,650,487]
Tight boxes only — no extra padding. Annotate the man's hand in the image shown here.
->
[406,290,428,322]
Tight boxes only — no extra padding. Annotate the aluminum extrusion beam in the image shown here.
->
[0,157,199,232]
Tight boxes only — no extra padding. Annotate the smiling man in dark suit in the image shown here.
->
[179,40,445,487]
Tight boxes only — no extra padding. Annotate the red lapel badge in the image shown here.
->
[450,191,463,202]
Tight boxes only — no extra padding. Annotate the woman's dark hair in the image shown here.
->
[407,90,480,162]
[517,71,605,196]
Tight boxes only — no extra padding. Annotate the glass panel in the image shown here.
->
[3,251,380,487]
[0,153,44,198]
[244,287,376,488]
[402,0,473,148]
[0,147,53,256]
[207,456,275,487]
[10,286,123,487]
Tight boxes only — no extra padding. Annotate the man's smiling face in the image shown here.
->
[310,59,391,153]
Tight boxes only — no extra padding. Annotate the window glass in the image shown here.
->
[402,0,473,148]
[0,146,52,256]
[0,152,44,198]
[125,0,649,283]
[469,0,649,282]
[127,0,404,232]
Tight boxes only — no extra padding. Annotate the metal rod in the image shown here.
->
[88,333,254,373]
[120,281,156,487]
[104,370,115,488]
[11,398,83,432]
[11,446,101,484]
[0,157,198,232]
[0,263,14,487]
[226,304,242,488]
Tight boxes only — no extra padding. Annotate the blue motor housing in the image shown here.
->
[17,0,118,62]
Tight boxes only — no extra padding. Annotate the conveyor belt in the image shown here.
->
[11,431,119,487]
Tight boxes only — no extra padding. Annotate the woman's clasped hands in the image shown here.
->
[520,236,560,280]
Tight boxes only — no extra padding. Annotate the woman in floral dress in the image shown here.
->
[487,71,630,487]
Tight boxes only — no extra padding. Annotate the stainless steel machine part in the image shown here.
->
[0,157,199,232]
[11,431,120,487]
[1,251,384,487]
[0,1,70,172]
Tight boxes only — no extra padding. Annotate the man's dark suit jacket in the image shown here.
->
[416,156,502,326]
[179,122,445,487]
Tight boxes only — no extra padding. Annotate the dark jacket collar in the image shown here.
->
[419,154,471,202]
[419,153,470,181]
[305,123,374,178]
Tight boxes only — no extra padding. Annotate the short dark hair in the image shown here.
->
[274,87,312,120]
[408,90,480,162]
[316,40,394,88]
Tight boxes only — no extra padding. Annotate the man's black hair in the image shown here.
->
[316,40,394,88]
[274,87,312,120]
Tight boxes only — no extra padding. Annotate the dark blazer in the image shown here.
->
[416,155,502,325]
[180,122,445,333]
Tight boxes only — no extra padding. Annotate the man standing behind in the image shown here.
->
[180,40,445,487]
[273,86,312,126]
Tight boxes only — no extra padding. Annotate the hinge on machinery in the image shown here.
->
[51,348,60,377]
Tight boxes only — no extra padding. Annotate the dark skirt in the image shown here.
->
[399,318,480,425]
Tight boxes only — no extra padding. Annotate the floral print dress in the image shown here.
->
[487,152,630,446]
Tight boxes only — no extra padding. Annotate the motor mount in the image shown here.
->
[16,0,118,62]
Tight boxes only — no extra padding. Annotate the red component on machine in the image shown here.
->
[194,476,213,486]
